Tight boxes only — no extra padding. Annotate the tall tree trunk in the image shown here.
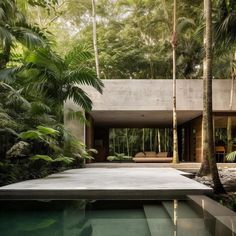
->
[173,200,178,236]
[164,128,167,151]
[142,128,145,152]
[126,128,129,156]
[199,8,210,176]
[227,52,236,154]
[158,129,161,152]
[113,128,116,155]
[200,0,225,193]
[172,0,179,163]
[149,129,153,151]
[154,129,157,152]
[117,137,120,153]
[227,116,232,153]
[91,0,100,79]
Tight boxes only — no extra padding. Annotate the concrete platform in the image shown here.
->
[85,163,236,173]
[0,168,212,200]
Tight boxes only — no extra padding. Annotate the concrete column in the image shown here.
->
[64,100,85,142]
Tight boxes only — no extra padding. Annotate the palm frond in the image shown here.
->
[0,66,24,83]
[5,88,31,109]
[177,17,195,34]
[30,101,51,115]
[68,86,92,111]
[25,49,64,78]
[0,109,16,128]
[0,25,13,45]
[65,67,103,93]
[65,44,93,67]
[11,23,49,49]
[66,108,88,125]
[0,8,5,20]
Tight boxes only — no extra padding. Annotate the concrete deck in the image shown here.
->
[0,168,212,200]
[85,163,236,172]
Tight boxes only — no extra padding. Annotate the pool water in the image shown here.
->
[0,199,235,236]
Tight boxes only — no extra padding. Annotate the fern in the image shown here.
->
[225,151,236,162]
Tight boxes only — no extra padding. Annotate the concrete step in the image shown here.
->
[87,209,151,236]
[143,204,174,236]
[162,201,211,236]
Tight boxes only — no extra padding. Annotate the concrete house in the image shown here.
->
[65,79,236,162]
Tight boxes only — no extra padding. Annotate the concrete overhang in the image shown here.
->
[90,110,202,127]
[65,79,236,127]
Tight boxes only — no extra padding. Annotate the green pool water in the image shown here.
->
[0,199,234,236]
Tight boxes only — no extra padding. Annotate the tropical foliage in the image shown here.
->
[0,0,103,186]
[109,128,173,157]
[0,0,236,190]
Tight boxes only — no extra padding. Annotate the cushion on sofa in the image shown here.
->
[145,151,157,157]
[156,152,168,157]
[135,152,146,158]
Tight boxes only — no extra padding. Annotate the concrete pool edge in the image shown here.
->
[188,195,236,234]
[0,189,213,200]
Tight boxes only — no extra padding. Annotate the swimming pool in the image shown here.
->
[0,196,235,236]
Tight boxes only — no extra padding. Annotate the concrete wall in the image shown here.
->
[64,100,85,141]
[78,79,236,111]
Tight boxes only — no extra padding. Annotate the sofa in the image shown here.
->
[132,151,173,163]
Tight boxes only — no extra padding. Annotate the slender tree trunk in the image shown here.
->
[122,137,125,154]
[149,129,153,151]
[227,116,232,153]
[91,0,100,79]
[173,200,178,236]
[199,10,210,176]
[113,128,116,155]
[172,0,179,163]
[199,0,225,193]
[227,52,236,154]
[130,129,135,156]
[154,129,157,152]
[165,128,167,151]
[158,129,161,152]
[117,137,120,153]
[142,128,145,152]
[126,128,129,156]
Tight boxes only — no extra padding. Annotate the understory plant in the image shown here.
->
[0,125,97,186]
[225,151,236,162]
[107,153,132,162]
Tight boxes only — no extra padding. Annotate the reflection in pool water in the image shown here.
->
[0,199,235,236]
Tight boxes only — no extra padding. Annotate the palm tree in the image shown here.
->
[172,0,179,163]
[2,45,103,123]
[199,0,225,193]
[0,0,47,69]
[91,0,100,79]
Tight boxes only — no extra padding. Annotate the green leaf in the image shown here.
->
[19,130,42,140]
[107,156,116,161]
[225,151,236,162]
[30,155,54,162]
[69,86,93,111]
[53,156,74,164]
[88,148,98,154]
[36,125,59,136]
